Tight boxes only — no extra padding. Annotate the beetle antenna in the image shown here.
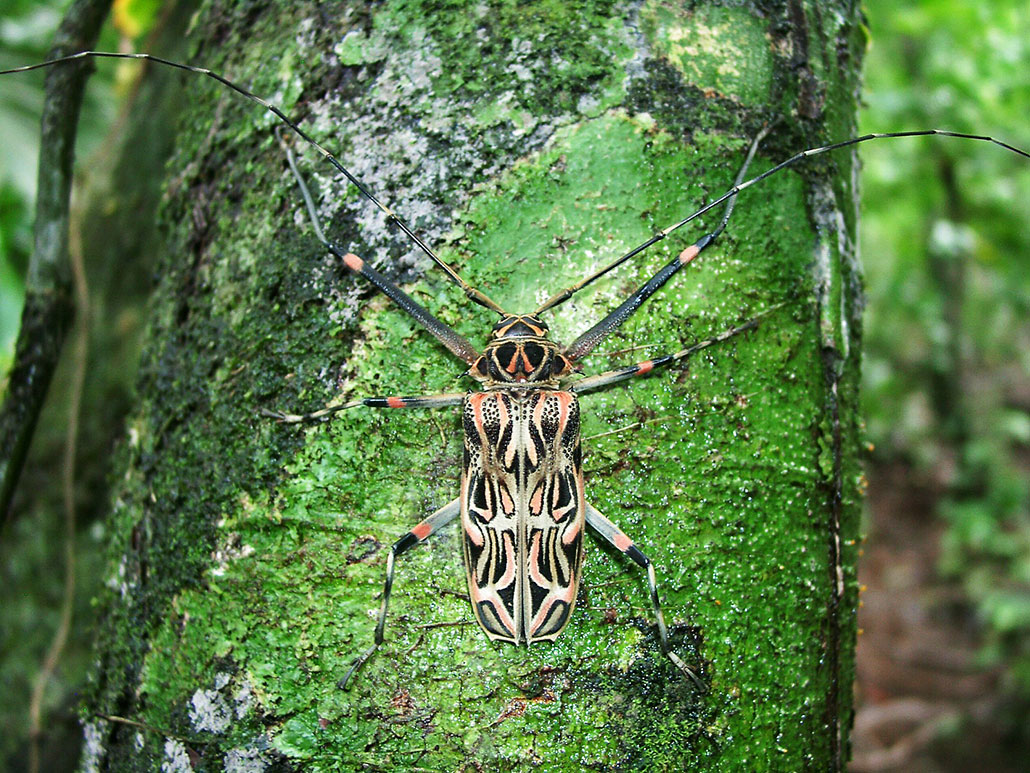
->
[535,128,1030,314]
[1,51,507,314]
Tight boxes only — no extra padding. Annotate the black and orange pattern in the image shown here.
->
[462,391,583,643]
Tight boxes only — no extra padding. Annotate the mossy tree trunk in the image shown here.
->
[69,0,864,769]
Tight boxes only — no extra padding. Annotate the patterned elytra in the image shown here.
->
[4,51,1027,692]
[462,391,584,643]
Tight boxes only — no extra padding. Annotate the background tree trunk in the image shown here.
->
[27,0,865,768]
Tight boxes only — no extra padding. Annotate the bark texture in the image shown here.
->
[74,0,865,769]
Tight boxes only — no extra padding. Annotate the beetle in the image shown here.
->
[264,126,773,688]
[3,32,1027,708]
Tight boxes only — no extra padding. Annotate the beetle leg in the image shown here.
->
[263,392,466,424]
[340,497,461,690]
[585,503,705,691]
[570,304,782,396]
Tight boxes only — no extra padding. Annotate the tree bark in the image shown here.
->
[69,0,864,769]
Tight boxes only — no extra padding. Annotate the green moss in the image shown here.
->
[367,0,633,115]
[130,112,835,770]
[641,1,774,105]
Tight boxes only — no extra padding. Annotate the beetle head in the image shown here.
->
[469,314,575,385]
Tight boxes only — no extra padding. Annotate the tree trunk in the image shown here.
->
[62,0,864,769]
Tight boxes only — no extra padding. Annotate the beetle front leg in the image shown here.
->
[340,497,461,690]
[585,503,705,691]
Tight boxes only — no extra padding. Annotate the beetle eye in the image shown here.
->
[524,343,545,371]
[551,355,573,377]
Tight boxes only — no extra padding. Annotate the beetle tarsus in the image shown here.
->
[338,643,380,691]
[663,648,707,693]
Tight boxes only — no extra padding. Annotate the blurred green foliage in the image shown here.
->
[0,1,160,765]
[0,0,125,375]
[861,0,1030,704]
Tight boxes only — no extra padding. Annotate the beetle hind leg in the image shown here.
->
[585,503,706,691]
[339,498,461,690]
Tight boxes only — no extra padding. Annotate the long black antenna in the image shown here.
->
[1,51,508,314]
[534,129,1030,315]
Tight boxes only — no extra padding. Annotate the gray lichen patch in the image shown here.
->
[283,0,638,283]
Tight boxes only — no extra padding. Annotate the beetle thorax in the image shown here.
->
[470,314,575,387]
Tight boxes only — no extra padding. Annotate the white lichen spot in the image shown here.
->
[106,553,130,598]
[211,531,256,577]
[161,739,192,773]
[189,672,235,733]
[134,730,145,752]
[407,45,442,91]
[335,28,389,66]
[577,94,600,115]
[510,62,533,82]
[80,719,108,773]
[224,746,270,773]
[234,680,254,718]
[634,111,656,130]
